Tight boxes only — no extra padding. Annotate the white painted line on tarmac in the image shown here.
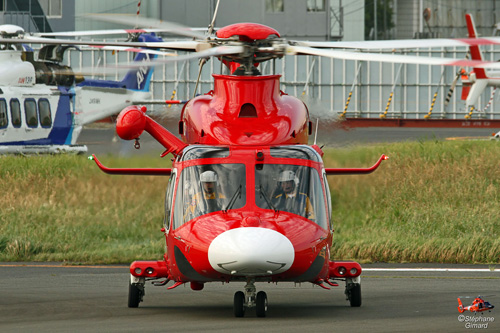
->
[363,268,499,272]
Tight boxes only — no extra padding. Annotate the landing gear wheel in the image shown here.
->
[347,283,362,307]
[256,291,268,317]
[234,291,245,317]
[128,279,144,308]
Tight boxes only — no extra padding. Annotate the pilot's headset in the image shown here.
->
[278,170,299,187]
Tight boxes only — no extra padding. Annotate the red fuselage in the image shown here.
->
[164,145,331,284]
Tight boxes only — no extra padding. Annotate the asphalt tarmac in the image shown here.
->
[78,124,498,157]
[0,263,498,332]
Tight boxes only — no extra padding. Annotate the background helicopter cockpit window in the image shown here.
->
[10,99,22,128]
[255,164,327,229]
[173,163,246,229]
[24,99,38,128]
[0,99,7,128]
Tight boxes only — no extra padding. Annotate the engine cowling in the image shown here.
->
[180,74,311,145]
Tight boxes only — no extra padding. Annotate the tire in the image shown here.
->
[348,284,362,307]
[234,291,245,317]
[256,291,268,317]
[128,280,143,308]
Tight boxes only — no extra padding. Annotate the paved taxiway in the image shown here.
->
[0,263,498,332]
[78,125,498,156]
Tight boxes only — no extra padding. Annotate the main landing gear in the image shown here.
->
[128,275,145,308]
[234,279,268,317]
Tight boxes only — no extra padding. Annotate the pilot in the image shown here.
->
[188,171,226,217]
[273,170,315,220]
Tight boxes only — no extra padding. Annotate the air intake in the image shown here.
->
[238,103,257,118]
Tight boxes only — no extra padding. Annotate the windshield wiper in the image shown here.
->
[223,185,242,213]
[259,185,277,212]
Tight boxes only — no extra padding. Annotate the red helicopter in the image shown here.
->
[87,6,500,317]
[89,19,389,317]
[458,296,495,314]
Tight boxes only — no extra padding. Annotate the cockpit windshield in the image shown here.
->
[255,164,327,229]
[173,163,246,229]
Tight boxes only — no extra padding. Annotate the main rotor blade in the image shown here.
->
[34,28,171,37]
[5,35,200,51]
[75,45,245,76]
[87,14,207,39]
[286,45,500,70]
[86,45,177,57]
[295,37,500,50]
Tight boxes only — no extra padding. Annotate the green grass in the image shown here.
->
[0,155,171,264]
[0,140,499,264]
[324,139,500,264]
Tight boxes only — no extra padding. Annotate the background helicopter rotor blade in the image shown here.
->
[87,14,207,40]
[285,45,500,70]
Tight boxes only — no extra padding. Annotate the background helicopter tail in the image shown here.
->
[464,14,489,109]
[465,14,487,80]
[117,34,160,92]
[457,298,465,313]
[72,34,163,127]
[77,33,160,92]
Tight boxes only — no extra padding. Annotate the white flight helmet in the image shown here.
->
[200,170,218,183]
[278,170,299,185]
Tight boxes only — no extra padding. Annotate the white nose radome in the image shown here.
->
[208,227,295,276]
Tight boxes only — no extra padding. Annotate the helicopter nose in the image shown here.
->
[208,227,294,276]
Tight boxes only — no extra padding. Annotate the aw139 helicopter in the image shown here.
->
[0,23,180,154]
[458,296,495,314]
[85,5,500,317]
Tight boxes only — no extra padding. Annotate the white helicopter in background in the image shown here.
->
[0,23,184,154]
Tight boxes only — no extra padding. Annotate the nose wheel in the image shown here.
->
[234,291,245,317]
[233,279,268,317]
[255,291,268,317]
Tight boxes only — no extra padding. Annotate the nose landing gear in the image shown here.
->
[233,279,268,317]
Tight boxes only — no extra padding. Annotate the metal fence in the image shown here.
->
[63,43,500,120]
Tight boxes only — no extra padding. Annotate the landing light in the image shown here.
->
[134,267,142,275]
[338,266,346,275]
[146,268,155,275]
[350,268,358,275]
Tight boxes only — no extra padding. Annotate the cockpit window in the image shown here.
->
[181,146,230,161]
[270,146,321,162]
[173,163,246,228]
[255,164,327,229]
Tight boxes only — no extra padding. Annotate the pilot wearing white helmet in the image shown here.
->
[274,170,315,220]
[184,170,227,221]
